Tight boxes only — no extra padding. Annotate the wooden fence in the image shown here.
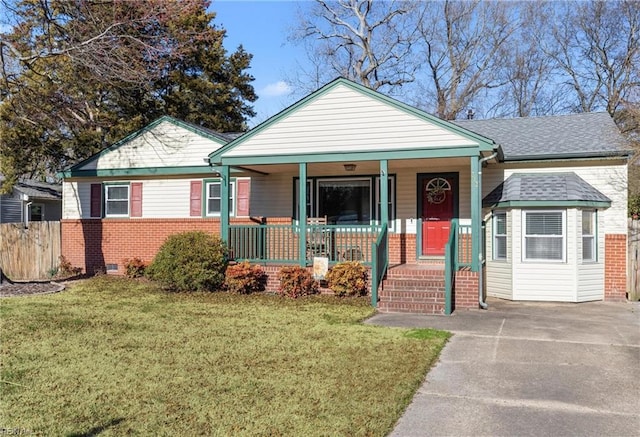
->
[628,219,640,301]
[0,221,61,280]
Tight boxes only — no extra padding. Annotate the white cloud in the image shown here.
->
[261,81,292,97]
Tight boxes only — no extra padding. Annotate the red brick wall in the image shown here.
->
[453,270,479,310]
[605,234,627,301]
[61,217,261,275]
[388,233,417,264]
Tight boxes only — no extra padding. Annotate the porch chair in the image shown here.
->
[306,216,331,259]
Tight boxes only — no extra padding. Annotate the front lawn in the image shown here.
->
[0,276,449,436]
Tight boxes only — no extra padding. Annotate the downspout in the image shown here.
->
[477,151,498,310]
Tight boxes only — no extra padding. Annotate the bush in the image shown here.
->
[123,257,146,278]
[278,266,318,298]
[146,231,228,292]
[325,261,368,297]
[224,261,267,294]
[55,255,82,278]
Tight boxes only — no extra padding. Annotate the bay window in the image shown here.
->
[493,211,507,260]
[582,210,596,262]
[523,210,565,262]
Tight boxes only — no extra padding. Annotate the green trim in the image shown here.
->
[66,116,228,174]
[220,147,481,167]
[485,200,611,208]
[209,77,496,164]
[471,157,480,272]
[380,160,389,229]
[219,166,230,244]
[298,163,307,266]
[61,165,218,178]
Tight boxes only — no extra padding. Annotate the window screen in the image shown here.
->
[523,211,564,261]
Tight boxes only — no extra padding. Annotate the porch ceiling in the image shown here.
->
[232,157,476,176]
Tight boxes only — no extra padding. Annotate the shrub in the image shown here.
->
[278,266,318,298]
[224,261,267,294]
[123,257,146,278]
[56,255,82,278]
[325,261,368,297]
[146,231,228,292]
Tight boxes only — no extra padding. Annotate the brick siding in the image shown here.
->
[604,234,627,301]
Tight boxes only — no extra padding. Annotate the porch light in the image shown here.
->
[344,163,357,171]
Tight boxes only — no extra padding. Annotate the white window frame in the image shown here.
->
[582,209,596,262]
[206,180,235,217]
[522,210,566,263]
[104,184,130,217]
[493,211,507,261]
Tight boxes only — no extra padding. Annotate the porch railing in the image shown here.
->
[371,226,389,307]
[443,219,473,315]
[228,223,382,265]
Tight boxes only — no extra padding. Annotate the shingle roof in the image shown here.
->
[453,112,631,161]
[14,179,62,200]
[483,172,611,207]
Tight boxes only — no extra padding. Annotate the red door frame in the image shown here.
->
[417,173,459,257]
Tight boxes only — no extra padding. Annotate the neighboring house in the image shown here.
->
[60,78,632,312]
[0,176,62,224]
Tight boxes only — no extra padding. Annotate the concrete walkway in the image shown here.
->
[367,298,640,437]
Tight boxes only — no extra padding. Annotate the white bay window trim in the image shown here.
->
[493,211,507,261]
[582,209,596,262]
[522,210,566,262]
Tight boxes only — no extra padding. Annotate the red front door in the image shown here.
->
[421,176,455,256]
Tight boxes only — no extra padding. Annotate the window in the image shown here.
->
[105,184,129,217]
[206,181,235,216]
[582,210,596,262]
[523,210,565,261]
[493,211,507,260]
[29,203,44,221]
[318,178,371,224]
[293,175,396,225]
[375,176,395,228]
[294,180,313,219]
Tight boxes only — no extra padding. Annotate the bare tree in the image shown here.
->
[415,0,518,120]
[545,0,640,116]
[289,0,419,95]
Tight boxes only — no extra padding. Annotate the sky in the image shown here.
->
[211,0,310,126]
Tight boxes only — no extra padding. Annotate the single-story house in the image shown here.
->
[60,78,631,313]
[0,176,62,224]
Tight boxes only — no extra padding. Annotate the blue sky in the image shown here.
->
[212,0,309,126]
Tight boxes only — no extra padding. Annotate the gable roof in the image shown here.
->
[483,172,611,208]
[62,115,232,178]
[454,112,631,161]
[209,78,498,166]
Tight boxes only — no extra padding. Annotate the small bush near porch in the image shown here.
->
[0,277,449,436]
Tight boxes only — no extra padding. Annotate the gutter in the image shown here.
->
[477,150,499,310]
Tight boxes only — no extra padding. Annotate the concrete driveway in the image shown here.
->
[367,298,640,437]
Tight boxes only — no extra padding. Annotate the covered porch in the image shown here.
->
[206,78,501,313]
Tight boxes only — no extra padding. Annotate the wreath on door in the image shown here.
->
[425,178,451,205]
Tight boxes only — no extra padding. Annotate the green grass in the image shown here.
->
[0,276,449,436]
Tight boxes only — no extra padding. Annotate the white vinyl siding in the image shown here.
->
[483,160,627,234]
[223,84,478,158]
[77,120,225,170]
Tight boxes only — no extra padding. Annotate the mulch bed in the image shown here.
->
[0,281,66,297]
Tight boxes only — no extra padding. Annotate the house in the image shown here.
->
[0,176,62,224]
[60,78,631,313]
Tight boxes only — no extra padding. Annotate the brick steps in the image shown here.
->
[377,265,446,314]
